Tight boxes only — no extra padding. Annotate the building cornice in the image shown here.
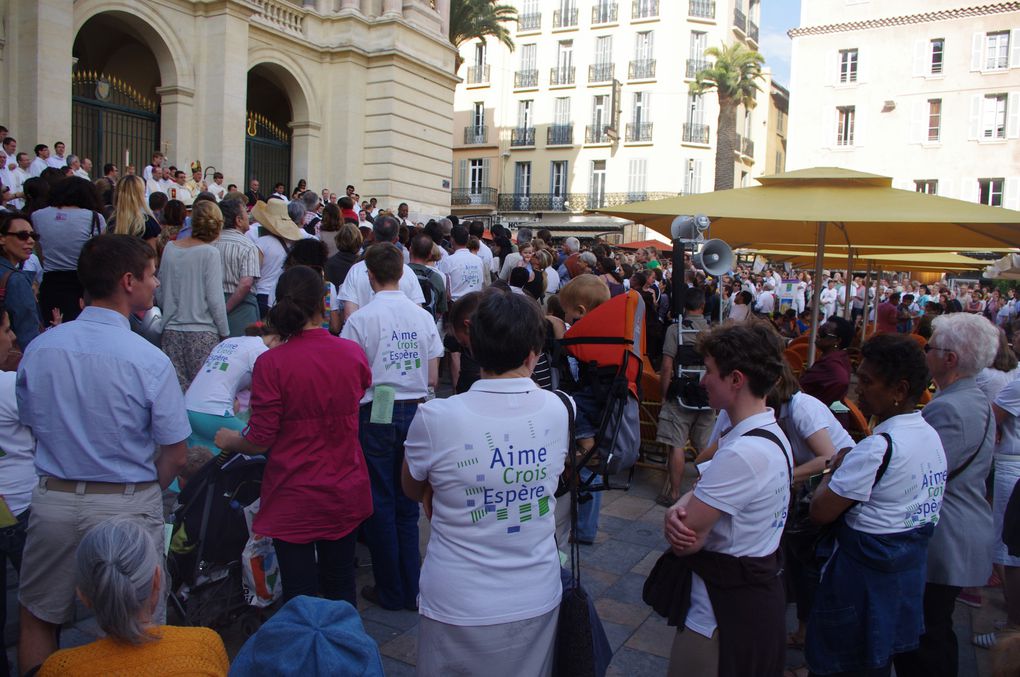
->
[788,2,1020,37]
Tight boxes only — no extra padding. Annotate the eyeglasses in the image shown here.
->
[6,231,39,241]
[818,331,838,339]
[924,344,951,353]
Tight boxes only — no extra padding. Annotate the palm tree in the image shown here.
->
[691,42,765,191]
[449,0,517,72]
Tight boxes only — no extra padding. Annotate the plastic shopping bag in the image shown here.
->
[241,499,281,608]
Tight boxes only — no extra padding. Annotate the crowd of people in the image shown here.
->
[1,135,1020,676]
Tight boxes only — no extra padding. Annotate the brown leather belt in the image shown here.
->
[41,477,158,495]
[396,398,426,404]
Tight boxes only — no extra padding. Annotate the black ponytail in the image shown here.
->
[268,265,323,339]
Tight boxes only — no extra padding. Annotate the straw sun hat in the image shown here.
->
[250,199,303,241]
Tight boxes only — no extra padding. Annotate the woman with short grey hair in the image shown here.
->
[894,312,998,673]
[37,518,228,675]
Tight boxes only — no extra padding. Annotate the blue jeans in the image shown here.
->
[575,468,602,542]
[359,402,421,609]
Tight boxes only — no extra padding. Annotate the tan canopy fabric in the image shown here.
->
[745,248,984,273]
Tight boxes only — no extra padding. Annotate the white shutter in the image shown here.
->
[628,159,647,195]
[481,158,491,189]
[1008,92,1020,138]
[972,32,984,71]
[823,108,835,148]
[910,100,925,144]
[939,178,953,198]
[960,178,978,203]
[692,160,702,194]
[459,160,467,189]
[1005,178,1020,210]
[912,40,927,77]
[826,51,837,86]
[852,107,861,147]
[1011,30,1020,68]
[855,50,865,84]
[968,94,982,140]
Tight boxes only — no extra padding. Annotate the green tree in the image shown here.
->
[691,42,765,191]
[449,0,517,72]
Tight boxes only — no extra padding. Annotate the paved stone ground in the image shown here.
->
[5,465,997,675]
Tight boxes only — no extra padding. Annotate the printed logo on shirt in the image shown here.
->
[463,426,554,534]
[902,464,946,528]
[387,330,423,375]
[204,341,240,373]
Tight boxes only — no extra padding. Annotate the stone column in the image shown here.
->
[383,0,402,16]
[290,120,322,190]
[340,0,359,10]
[436,0,450,36]
[12,0,73,147]
[154,85,196,172]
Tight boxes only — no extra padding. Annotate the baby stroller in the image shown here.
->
[167,453,267,633]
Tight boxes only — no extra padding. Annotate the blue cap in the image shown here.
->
[230,596,384,676]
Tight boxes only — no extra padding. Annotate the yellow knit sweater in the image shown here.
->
[37,626,228,676]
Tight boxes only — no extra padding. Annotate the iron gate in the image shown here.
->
[244,113,291,191]
[71,70,159,174]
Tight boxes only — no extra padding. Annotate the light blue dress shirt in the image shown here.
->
[16,306,191,482]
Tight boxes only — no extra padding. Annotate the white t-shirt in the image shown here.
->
[167,184,193,206]
[28,157,47,178]
[755,290,775,314]
[819,288,838,317]
[404,377,570,625]
[829,411,947,534]
[46,155,66,169]
[545,266,561,295]
[0,371,36,515]
[439,248,484,301]
[686,409,792,638]
[255,235,290,304]
[184,337,268,416]
[977,367,1020,408]
[995,378,1020,456]
[779,392,855,466]
[337,260,425,310]
[22,253,43,285]
[476,240,495,273]
[207,182,226,201]
[340,290,444,404]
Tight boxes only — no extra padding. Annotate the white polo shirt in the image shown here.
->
[337,260,425,310]
[0,372,37,515]
[439,248,484,301]
[779,392,855,466]
[404,377,571,625]
[341,290,443,404]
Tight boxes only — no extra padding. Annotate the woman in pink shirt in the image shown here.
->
[216,265,372,604]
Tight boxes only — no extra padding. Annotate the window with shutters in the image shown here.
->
[628,158,647,200]
[514,162,532,196]
[838,49,858,83]
[684,158,702,194]
[589,160,607,207]
[469,159,485,194]
[930,39,944,75]
[983,94,1007,139]
[551,161,568,197]
[927,99,941,142]
[986,32,1010,70]
[836,106,855,146]
[915,180,938,194]
[979,178,1004,206]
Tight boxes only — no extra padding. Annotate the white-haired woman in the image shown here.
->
[893,313,998,673]
[37,518,228,676]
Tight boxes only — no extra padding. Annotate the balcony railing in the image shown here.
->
[550,66,576,86]
[748,19,759,43]
[547,125,574,145]
[686,58,709,79]
[517,12,541,31]
[689,0,715,19]
[466,64,490,85]
[510,127,536,147]
[683,122,710,144]
[586,191,681,209]
[592,3,618,24]
[451,187,497,206]
[588,62,615,83]
[737,134,754,157]
[463,126,487,144]
[515,69,538,88]
[628,59,656,79]
[632,0,659,19]
[552,7,579,28]
[497,191,680,212]
[733,7,746,33]
[626,122,653,142]
[585,125,611,143]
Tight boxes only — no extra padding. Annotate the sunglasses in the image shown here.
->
[6,231,39,241]
[818,331,838,339]
[924,344,951,353]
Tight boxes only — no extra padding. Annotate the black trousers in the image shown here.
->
[892,582,962,677]
[273,531,358,606]
[810,667,890,677]
[0,508,29,677]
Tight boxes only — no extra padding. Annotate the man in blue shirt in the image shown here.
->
[15,235,191,674]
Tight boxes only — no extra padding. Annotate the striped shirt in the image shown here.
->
[213,228,261,293]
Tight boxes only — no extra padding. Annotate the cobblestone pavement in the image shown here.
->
[5,465,997,675]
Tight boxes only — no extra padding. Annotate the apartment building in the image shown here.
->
[452,0,764,238]
[787,1,1020,210]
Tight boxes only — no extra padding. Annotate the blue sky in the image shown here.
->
[759,0,801,85]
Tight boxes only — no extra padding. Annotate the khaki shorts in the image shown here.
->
[656,401,717,452]
[18,480,165,625]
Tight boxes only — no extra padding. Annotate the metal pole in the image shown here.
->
[843,248,854,320]
[806,222,827,367]
[871,267,883,337]
[859,261,872,346]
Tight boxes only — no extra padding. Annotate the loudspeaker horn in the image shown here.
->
[692,239,734,276]
[670,215,703,242]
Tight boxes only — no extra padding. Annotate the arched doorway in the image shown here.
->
[72,14,162,174]
[245,67,293,193]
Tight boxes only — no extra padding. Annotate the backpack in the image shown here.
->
[412,265,440,321]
